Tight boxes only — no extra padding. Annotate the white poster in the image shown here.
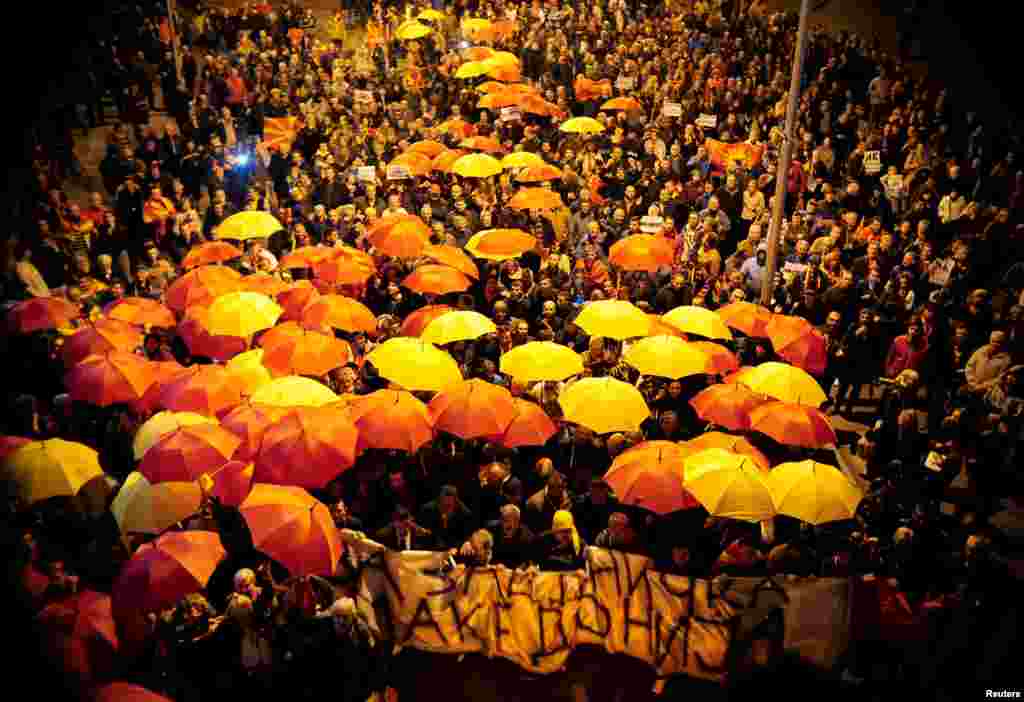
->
[663,102,683,118]
[863,150,882,176]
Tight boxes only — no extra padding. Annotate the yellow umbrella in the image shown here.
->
[366,338,463,392]
[501,151,546,169]
[487,50,520,67]
[225,348,274,396]
[574,300,650,340]
[2,439,104,505]
[559,377,650,434]
[110,471,203,538]
[683,449,775,522]
[421,311,497,345]
[623,336,718,379]
[464,232,519,261]
[768,460,863,525]
[418,9,445,21]
[214,211,284,241]
[396,21,432,40]
[249,376,338,408]
[205,292,283,338]
[462,17,492,33]
[452,153,504,178]
[455,61,490,79]
[500,341,583,382]
[133,411,215,460]
[733,361,827,407]
[559,116,605,134]
[662,305,734,341]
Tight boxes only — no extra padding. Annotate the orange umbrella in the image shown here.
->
[103,297,176,328]
[459,136,504,153]
[366,214,431,258]
[405,140,447,158]
[206,459,255,508]
[402,264,473,296]
[687,341,741,375]
[242,273,288,297]
[177,305,247,361]
[518,94,563,117]
[399,304,453,336]
[262,328,352,377]
[436,119,476,139]
[139,424,241,483]
[428,379,518,440]
[220,402,287,462]
[181,241,243,269]
[277,281,320,321]
[432,148,469,173]
[165,265,242,312]
[465,47,496,61]
[488,64,520,82]
[647,314,686,338]
[111,531,226,616]
[775,328,828,376]
[574,76,613,101]
[257,320,318,349]
[517,164,563,183]
[765,314,816,350]
[65,352,157,406]
[478,92,523,110]
[608,234,675,272]
[421,244,480,279]
[279,245,332,269]
[61,319,143,366]
[132,361,187,416]
[37,590,118,681]
[158,365,244,417]
[678,432,771,472]
[717,302,774,338]
[239,484,342,576]
[474,229,537,257]
[689,383,770,432]
[509,187,564,210]
[314,258,374,286]
[93,683,172,702]
[8,297,79,333]
[748,401,837,448]
[0,435,31,459]
[604,441,700,514]
[388,152,433,177]
[349,389,434,453]
[601,97,643,111]
[301,294,377,334]
[255,406,359,489]
[488,398,557,448]
[326,244,377,272]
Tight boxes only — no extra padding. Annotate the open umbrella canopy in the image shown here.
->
[436,120,476,140]
[258,320,314,349]
[647,314,686,338]
[132,362,188,416]
[499,341,583,382]
[348,390,434,453]
[65,351,158,406]
[396,20,432,40]
[314,258,375,287]
[508,187,564,210]
[405,140,447,159]
[139,423,241,484]
[61,319,144,366]
[559,377,650,434]
[2,439,104,505]
[689,383,770,432]
[452,152,504,178]
[501,151,546,169]
[241,272,289,297]
[459,136,505,153]
[205,291,282,338]
[279,245,332,269]
[37,590,119,681]
[574,300,650,340]
[473,228,537,257]
[729,361,828,407]
[388,152,433,177]
[110,472,202,537]
[464,233,520,262]
[255,406,359,489]
[181,241,243,269]
[608,234,675,272]
[224,348,274,396]
[574,76,613,101]
[366,215,431,259]
[112,531,226,616]
[623,336,718,379]
[133,410,215,460]
[177,305,248,361]
[220,402,288,462]
[366,338,463,392]
[399,305,454,337]
[748,401,837,448]
[678,432,771,472]
[418,8,446,20]
[7,297,79,333]
[301,294,377,334]
[559,116,604,134]
[421,244,480,279]
[207,459,255,508]
[429,379,518,440]
[478,91,523,110]
[486,63,520,82]
[214,211,284,241]
[165,265,242,312]
[605,441,700,514]
[103,297,176,328]
[249,376,339,408]
[93,683,172,702]
[765,314,816,350]
[402,264,473,295]
[466,48,496,62]
[683,449,775,522]
[601,97,643,111]
[455,61,490,79]
[261,328,352,378]
[768,460,863,525]
[716,302,774,338]
[775,328,828,376]
[240,484,343,577]
[687,341,741,375]
[488,398,557,448]
[421,310,497,345]
[432,148,470,173]
[516,164,563,183]
[663,306,733,341]
[158,364,244,416]
[518,94,563,117]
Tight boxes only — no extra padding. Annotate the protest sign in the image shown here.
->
[387,165,411,180]
[696,114,718,129]
[615,75,635,91]
[663,102,683,118]
[863,150,882,176]
[500,107,522,123]
[927,257,955,287]
[356,166,377,182]
[640,216,666,233]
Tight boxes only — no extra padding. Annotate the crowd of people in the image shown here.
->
[5,0,1024,699]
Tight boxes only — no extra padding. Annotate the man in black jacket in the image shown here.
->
[485,504,535,569]
[417,485,474,550]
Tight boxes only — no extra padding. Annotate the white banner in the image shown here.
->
[696,114,718,129]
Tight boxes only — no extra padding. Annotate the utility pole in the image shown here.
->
[760,0,811,307]
[167,0,184,91]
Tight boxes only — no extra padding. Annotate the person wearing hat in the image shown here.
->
[536,510,587,572]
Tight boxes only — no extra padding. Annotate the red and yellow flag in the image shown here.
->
[704,139,765,172]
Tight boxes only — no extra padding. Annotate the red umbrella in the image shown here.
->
[177,305,248,362]
[112,531,226,617]
[61,319,144,366]
[604,441,701,514]
[765,314,816,350]
[64,352,158,406]
[139,424,241,483]
[277,281,321,322]
[399,305,453,337]
[37,590,119,681]
[428,379,518,439]
[239,484,343,576]
[488,398,557,448]
[165,265,242,312]
[717,302,774,338]
[103,297,176,328]
[254,406,360,489]
[8,297,80,333]
[261,328,352,378]
[207,460,255,508]
[776,328,828,376]
[689,383,770,432]
[220,402,288,462]
[300,295,377,334]
[131,361,187,416]
[402,265,473,296]
[158,365,245,417]
[92,683,173,702]
[348,389,434,453]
